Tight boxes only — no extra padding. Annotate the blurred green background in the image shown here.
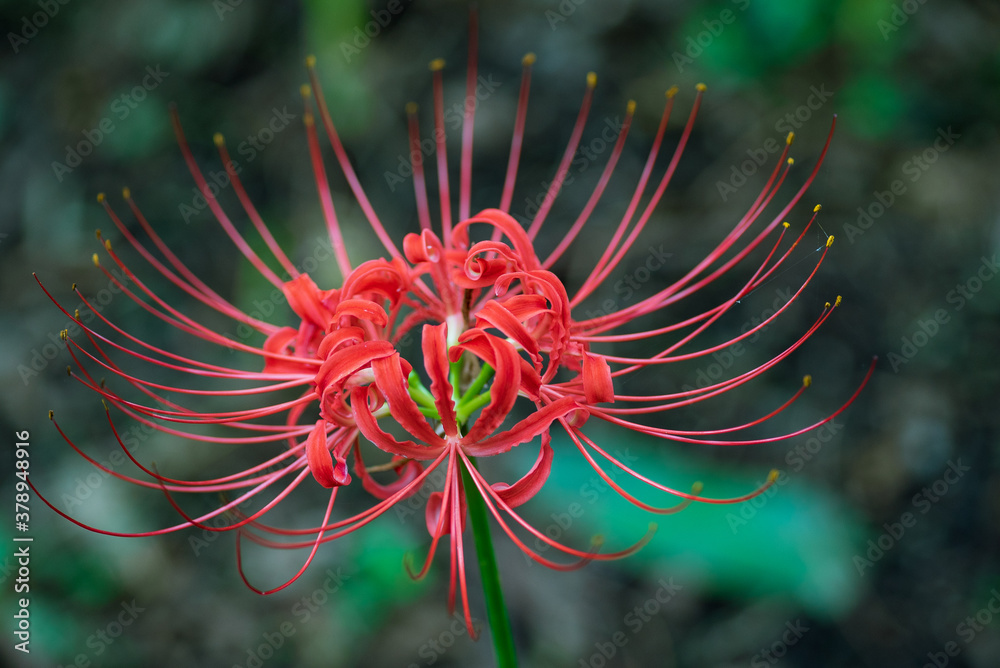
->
[1,0,998,666]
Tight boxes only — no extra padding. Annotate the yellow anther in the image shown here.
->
[92,253,100,267]
[96,192,105,203]
[429,58,446,71]
[122,187,131,199]
[786,131,795,145]
[825,301,831,309]
[695,82,707,92]
[305,55,317,68]
[787,157,794,165]
[104,239,112,251]
[95,229,102,239]
[66,366,71,376]
[60,329,68,341]
[586,72,597,88]
[626,99,636,114]
[102,399,108,411]
[48,410,54,420]
[213,132,225,147]
[782,222,790,228]
[813,204,822,212]
[835,295,842,307]
[767,469,780,483]
[300,84,311,99]
[405,101,418,115]
[74,309,79,318]
[803,375,812,387]
[71,284,77,291]
[826,235,835,247]
[691,481,704,494]
[522,53,536,66]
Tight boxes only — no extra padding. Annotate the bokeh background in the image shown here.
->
[2,0,999,666]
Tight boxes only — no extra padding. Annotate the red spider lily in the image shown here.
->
[32,22,873,637]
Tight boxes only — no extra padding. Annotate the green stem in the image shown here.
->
[462,456,517,667]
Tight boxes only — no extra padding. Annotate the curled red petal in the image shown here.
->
[371,353,443,445]
[352,386,444,459]
[283,274,336,329]
[334,298,388,329]
[422,323,459,437]
[582,352,614,404]
[491,434,552,507]
[305,420,351,488]
[464,397,577,456]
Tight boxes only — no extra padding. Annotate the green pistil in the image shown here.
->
[460,364,495,404]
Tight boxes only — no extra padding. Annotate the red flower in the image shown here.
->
[33,25,872,635]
